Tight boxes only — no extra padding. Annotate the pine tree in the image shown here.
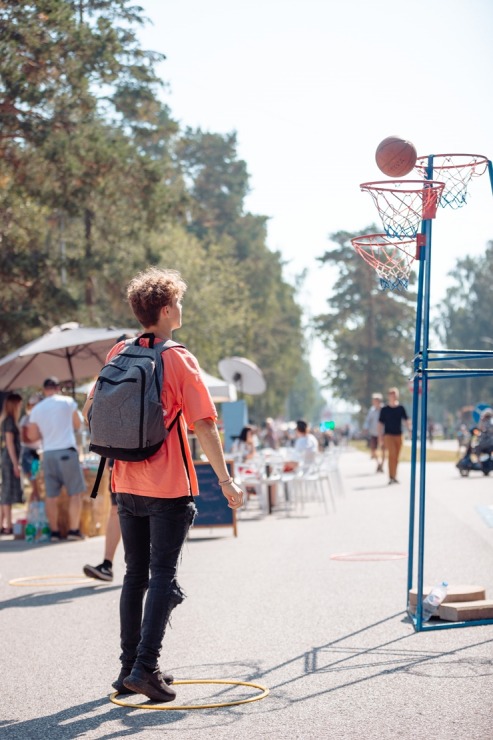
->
[315,228,417,409]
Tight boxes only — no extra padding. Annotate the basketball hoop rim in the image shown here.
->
[350,233,423,248]
[351,233,424,261]
[415,153,490,169]
[360,180,445,193]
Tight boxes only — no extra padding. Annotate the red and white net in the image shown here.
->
[351,233,424,291]
[360,181,445,238]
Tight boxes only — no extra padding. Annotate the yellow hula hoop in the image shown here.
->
[110,679,270,710]
[9,574,98,587]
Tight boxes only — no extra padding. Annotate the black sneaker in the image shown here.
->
[67,529,85,541]
[112,667,174,695]
[123,665,176,702]
[83,563,113,582]
[50,531,62,542]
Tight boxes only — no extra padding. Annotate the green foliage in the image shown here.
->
[315,228,417,410]
[0,0,310,420]
[286,360,327,425]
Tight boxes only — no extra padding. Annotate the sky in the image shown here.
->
[136,0,493,391]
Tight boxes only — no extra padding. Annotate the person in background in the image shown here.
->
[457,423,468,451]
[27,377,86,541]
[378,387,411,485]
[294,419,319,467]
[261,418,279,450]
[231,426,256,462]
[83,460,120,582]
[0,393,24,535]
[19,393,43,501]
[363,393,384,473]
[427,419,435,446]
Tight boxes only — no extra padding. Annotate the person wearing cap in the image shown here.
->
[27,377,86,541]
[363,393,385,473]
[19,393,43,501]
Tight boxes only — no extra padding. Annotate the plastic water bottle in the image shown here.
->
[421,581,448,621]
[26,501,40,543]
[25,520,36,543]
[39,521,51,543]
[35,502,50,542]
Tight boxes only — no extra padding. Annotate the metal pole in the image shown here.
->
[407,231,425,602]
[415,156,434,630]
[488,160,493,195]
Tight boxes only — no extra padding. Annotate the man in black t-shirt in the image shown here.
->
[378,387,410,484]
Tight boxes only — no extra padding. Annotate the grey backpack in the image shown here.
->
[88,334,187,497]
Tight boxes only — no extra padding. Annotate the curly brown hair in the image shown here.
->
[127,267,187,327]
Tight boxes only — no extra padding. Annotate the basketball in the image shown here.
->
[375,136,417,177]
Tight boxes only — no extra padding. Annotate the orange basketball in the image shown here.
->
[375,136,417,177]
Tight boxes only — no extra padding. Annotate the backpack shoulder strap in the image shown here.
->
[154,339,186,353]
[90,457,106,499]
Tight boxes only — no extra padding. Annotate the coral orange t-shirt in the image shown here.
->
[103,338,217,498]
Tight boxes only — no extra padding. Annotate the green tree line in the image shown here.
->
[314,228,493,428]
[0,0,314,421]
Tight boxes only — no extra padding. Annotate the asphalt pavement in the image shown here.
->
[1,446,492,739]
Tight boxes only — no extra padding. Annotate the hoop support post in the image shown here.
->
[406,224,427,603]
[415,216,434,631]
[489,160,493,196]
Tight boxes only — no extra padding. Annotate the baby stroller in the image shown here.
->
[456,408,493,477]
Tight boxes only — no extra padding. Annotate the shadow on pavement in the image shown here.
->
[0,584,120,610]
[0,696,187,739]
[247,611,493,706]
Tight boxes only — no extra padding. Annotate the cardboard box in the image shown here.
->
[439,600,493,622]
[408,584,486,614]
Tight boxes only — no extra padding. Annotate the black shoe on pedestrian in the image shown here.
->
[112,666,174,695]
[83,562,113,582]
[67,529,85,541]
[123,665,177,702]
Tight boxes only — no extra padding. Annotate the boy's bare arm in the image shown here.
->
[194,418,244,509]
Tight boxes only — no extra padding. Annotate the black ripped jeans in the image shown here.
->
[116,493,196,672]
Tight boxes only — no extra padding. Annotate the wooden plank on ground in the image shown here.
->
[439,600,493,622]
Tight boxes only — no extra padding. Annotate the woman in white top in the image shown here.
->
[294,419,319,466]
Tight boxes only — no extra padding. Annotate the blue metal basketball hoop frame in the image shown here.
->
[361,154,493,632]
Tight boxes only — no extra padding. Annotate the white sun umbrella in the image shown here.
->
[200,370,237,403]
[0,322,137,390]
